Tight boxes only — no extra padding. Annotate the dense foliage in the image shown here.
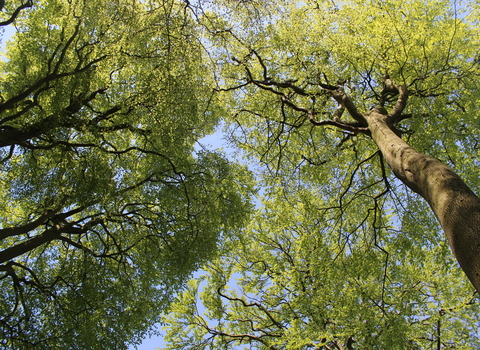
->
[0,1,253,349]
[163,0,480,349]
[1,0,480,349]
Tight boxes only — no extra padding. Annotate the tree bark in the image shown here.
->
[365,109,480,293]
[0,227,60,264]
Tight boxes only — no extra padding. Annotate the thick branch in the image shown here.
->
[382,76,409,123]
[0,227,61,264]
[0,213,105,264]
[0,210,57,241]
[0,1,32,26]
[328,89,368,125]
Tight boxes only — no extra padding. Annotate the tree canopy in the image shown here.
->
[162,0,480,348]
[1,0,480,349]
[0,1,253,349]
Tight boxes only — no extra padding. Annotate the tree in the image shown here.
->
[0,1,253,349]
[163,0,480,348]
[0,0,33,26]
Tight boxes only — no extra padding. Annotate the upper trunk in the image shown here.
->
[365,109,480,293]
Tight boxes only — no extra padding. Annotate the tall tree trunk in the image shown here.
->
[365,109,480,293]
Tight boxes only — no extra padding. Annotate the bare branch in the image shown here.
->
[0,227,61,264]
[217,285,284,330]
[328,89,368,125]
[0,210,57,241]
[280,96,369,134]
[237,52,369,129]
[382,75,410,123]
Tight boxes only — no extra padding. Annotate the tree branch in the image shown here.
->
[382,75,409,123]
[217,285,283,330]
[236,53,369,130]
[328,89,368,125]
[0,227,61,264]
[0,210,57,241]
[0,1,33,27]
[280,95,369,134]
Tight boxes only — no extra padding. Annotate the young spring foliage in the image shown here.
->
[163,0,480,348]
